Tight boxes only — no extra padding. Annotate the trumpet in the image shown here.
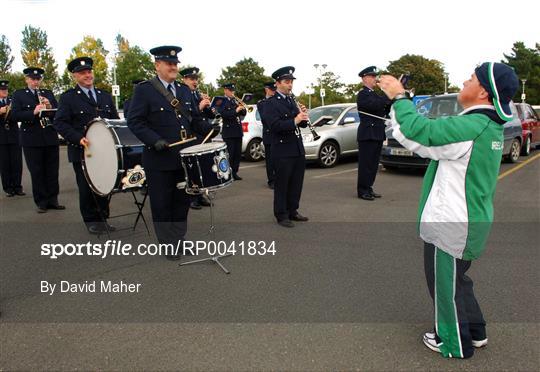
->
[36,91,54,128]
[291,95,321,141]
[1,103,11,129]
[232,94,254,113]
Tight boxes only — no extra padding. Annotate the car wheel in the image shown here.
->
[520,135,531,156]
[245,138,264,162]
[318,141,339,168]
[506,138,521,163]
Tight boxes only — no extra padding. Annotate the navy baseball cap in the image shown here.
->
[475,62,519,122]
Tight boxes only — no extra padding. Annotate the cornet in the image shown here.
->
[36,91,56,128]
[1,103,11,129]
[232,94,254,113]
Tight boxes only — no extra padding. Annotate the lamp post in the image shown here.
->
[313,63,327,106]
[521,79,527,103]
[444,73,449,94]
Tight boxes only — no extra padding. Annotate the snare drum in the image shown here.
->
[82,118,145,196]
[180,142,233,195]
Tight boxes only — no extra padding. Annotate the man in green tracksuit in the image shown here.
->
[379,62,518,359]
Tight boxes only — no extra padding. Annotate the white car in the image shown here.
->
[213,104,265,162]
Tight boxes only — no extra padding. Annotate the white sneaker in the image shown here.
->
[423,332,442,353]
[425,332,488,349]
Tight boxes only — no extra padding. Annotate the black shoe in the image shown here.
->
[87,225,102,234]
[37,207,48,213]
[358,193,375,201]
[166,254,182,261]
[268,182,274,189]
[15,190,26,196]
[233,174,243,181]
[6,192,15,197]
[190,201,202,210]
[277,219,294,228]
[47,203,66,210]
[290,213,309,222]
[198,197,211,207]
[370,191,382,198]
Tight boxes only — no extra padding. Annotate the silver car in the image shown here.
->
[301,104,360,167]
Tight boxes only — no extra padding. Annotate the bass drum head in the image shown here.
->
[83,119,119,196]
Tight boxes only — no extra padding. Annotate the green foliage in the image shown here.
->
[503,42,540,104]
[386,54,448,95]
[20,25,59,91]
[0,35,14,74]
[115,45,154,104]
[2,72,26,92]
[63,35,110,91]
[217,58,272,102]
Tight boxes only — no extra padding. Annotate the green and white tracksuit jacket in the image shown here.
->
[390,100,504,260]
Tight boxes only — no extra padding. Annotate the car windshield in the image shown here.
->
[308,106,346,125]
[416,96,463,118]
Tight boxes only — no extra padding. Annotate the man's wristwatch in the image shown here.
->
[393,92,410,102]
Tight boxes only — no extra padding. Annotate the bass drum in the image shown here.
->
[82,118,145,196]
[180,142,233,195]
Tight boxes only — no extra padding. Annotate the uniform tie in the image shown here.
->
[167,84,175,97]
[88,89,97,105]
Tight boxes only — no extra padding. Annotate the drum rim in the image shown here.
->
[179,142,227,156]
[81,118,125,196]
[185,178,233,195]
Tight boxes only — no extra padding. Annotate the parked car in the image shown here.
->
[213,104,265,162]
[380,94,524,169]
[514,102,540,155]
[301,104,360,167]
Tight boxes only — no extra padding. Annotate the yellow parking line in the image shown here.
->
[498,152,540,180]
[313,167,357,179]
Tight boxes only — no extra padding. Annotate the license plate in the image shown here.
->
[390,148,413,156]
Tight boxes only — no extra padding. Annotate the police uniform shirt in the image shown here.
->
[356,86,391,142]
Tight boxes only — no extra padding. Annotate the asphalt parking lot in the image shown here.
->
[1,147,539,371]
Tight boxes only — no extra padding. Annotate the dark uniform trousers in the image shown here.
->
[0,144,23,193]
[127,79,213,249]
[265,93,307,221]
[53,85,119,225]
[356,86,391,196]
[257,98,275,185]
[11,88,60,208]
[218,97,245,177]
[424,242,486,359]
[0,98,23,194]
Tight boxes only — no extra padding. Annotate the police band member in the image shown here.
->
[122,79,145,118]
[0,80,24,197]
[356,66,391,201]
[11,67,63,212]
[265,66,309,228]
[54,57,119,234]
[257,81,277,189]
[127,45,217,261]
[217,83,246,180]
[179,66,213,209]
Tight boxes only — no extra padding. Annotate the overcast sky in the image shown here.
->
[4,0,539,94]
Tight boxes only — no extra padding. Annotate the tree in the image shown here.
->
[217,58,272,102]
[20,25,59,90]
[297,69,349,107]
[0,35,14,75]
[503,42,540,104]
[386,54,448,95]
[115,44,154,104]
[62,35,110,91]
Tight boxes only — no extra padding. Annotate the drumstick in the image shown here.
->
[201,128,214,145]
[169,137,197,148]
[83,143,92,157]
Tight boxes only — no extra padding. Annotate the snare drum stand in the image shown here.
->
[179,189,232,274]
